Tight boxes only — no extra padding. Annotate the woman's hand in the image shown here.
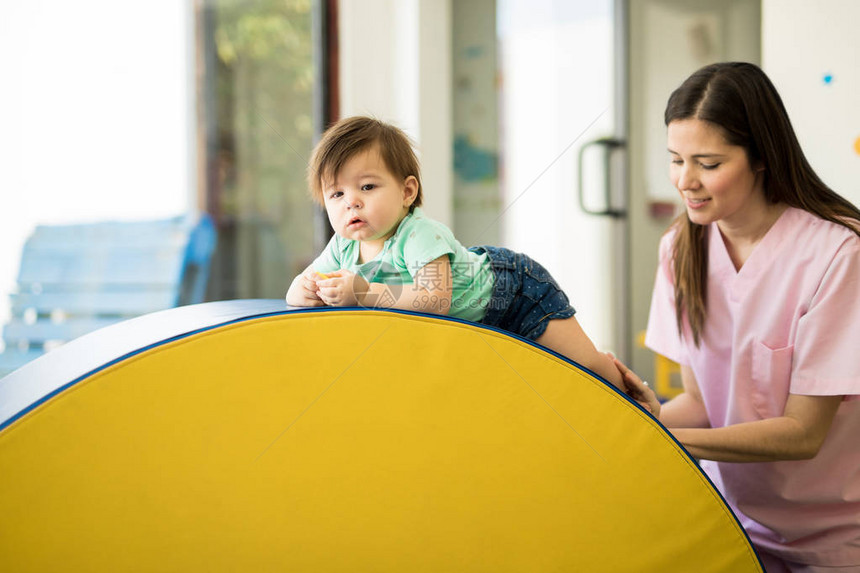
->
[608,353,661,418]
[316,270,369,307]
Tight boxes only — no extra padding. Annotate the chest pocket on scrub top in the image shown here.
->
[750,341,794,418]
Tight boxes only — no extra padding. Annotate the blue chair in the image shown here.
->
[0,214,216,378]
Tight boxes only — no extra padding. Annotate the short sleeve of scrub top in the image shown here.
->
[790,233,860,398]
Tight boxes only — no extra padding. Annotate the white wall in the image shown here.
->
[762,0,860,206]
[0,0,195,323]
[338,0,453,226]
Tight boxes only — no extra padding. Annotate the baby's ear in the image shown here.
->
[402,175,419,206]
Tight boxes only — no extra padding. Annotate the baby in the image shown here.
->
[286,116,623,389]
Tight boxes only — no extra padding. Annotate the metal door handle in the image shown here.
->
[578,137,626,217]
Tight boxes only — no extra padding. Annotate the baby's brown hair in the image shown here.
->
[308,116,423,209]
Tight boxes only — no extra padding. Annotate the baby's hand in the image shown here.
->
[285,269,326,307]
[316,270,369,307]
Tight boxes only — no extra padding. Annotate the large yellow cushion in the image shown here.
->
[0,307,761,572]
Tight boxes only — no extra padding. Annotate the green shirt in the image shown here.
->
[313,208,495,321]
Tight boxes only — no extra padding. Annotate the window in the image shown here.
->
[195,0,336,300]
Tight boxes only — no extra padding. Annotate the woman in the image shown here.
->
[618,62,860,572]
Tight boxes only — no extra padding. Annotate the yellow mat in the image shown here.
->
[0,308,762,572]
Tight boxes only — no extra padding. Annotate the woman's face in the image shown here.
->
[667,119,766,231]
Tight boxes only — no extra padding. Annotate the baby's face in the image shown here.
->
[322,145,417,251]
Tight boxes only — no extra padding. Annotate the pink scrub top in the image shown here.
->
[645,207,860,567]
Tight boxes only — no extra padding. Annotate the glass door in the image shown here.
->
[496,0,629,357]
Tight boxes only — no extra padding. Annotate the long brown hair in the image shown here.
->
[664,62,860,344]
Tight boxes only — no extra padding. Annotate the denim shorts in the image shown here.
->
[468,245,576,341]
